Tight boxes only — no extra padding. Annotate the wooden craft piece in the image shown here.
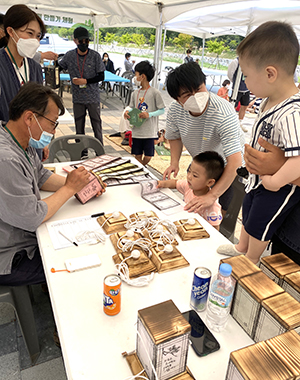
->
[97,212,128,235]
[149,245,189,273]
[112,250,157,279]
[174,219,210,240]
[143,225,179,248]
[110,231,145,255]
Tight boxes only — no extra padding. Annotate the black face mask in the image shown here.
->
[78,43,88,53]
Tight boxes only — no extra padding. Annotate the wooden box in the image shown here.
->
[174,219,210,241]
[282,271,300,302]
[254,292,300,343]
[260,253,300,286]
[97,212,128,235]
[220,255,261,281]
[149,245,189,273]
[266,331,300,379]
[225,341,294,380]
[127,210,159,232]
[136,300,191,380]
[231,271,284,338]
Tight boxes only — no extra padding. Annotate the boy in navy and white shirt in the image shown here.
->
[218,21,300,264]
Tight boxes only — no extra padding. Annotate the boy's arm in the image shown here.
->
[261,155,300,191]
[157,179,177,189]
[139,108,165,119]
[184,151,242,212]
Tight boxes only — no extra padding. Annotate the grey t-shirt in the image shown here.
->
[0,124,52,274]
[124,59,134,72]
[59,48,105,104]
[129,87,165,138]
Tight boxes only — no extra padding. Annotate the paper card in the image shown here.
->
[140,180,180,211]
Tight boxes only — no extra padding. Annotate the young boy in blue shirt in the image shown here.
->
[218,21,300,264]
[124,61,165,166]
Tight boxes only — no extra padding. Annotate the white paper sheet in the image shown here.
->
[46,216,103,250]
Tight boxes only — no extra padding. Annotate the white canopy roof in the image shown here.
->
[1,0,300,34]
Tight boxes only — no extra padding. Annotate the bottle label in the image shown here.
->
[209,282,233,308]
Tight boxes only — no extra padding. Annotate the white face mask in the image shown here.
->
[225,84,230,89]
[12,29,40,59]
[133,76,141,87]
[182,92,209,114]
[104,57,108,61]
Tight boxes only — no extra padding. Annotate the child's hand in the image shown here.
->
[124,110,130,120]
[261,175,280,192]
[139,111,149,119]
[157,181,164,188]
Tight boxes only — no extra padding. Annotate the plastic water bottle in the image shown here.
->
[206,263,236,332]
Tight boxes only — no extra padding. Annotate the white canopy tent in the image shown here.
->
[2,0,300,85]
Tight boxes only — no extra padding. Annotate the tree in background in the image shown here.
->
[132,33,146,47]
[205,40,229,69]
[172,33,194,52]
[58,27,69,39]
[119,33,132,44]
[104,32,116,44]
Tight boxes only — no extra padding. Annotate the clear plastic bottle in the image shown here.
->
[206,263,236,332]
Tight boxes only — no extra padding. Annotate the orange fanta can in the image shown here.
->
[103,274,121,316]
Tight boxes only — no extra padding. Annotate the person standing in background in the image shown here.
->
[184,49,194,63]
[228,57,250,132]
[59,27,105,152]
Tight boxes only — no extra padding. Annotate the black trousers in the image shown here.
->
[271,234,300,266]
[0,248,46,286]
[73,103,103,144]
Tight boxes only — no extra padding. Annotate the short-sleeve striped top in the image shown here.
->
[247,92,300,191]
[165,92,243,164]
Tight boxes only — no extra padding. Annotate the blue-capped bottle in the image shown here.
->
[206,263,236,332]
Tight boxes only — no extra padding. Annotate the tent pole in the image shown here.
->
[201,34,205,68]
[153,3,163,89]
[159,26,167,83]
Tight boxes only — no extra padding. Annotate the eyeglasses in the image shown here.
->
[35,112,59,129]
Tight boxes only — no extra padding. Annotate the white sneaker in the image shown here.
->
[239,121,248,133]
[217,244,246,256]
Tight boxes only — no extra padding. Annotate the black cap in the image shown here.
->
[74,27,89,40]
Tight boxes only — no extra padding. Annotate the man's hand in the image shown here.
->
[184,192,217,214]
[65,167,90,194]
[163,164,179,180]
[244,137,286,175]
[139,111,149,119]
[72,78,87,86]
[124,110,130,120]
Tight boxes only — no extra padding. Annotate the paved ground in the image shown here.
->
[0,83,254,380]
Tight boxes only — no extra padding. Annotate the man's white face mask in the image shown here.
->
[182,92,209,114]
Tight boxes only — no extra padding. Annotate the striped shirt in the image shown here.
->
[247,92,300,191]
[166,92,243,164]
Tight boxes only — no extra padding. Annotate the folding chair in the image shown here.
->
[47,134,105,162]
[0,285,40,364]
